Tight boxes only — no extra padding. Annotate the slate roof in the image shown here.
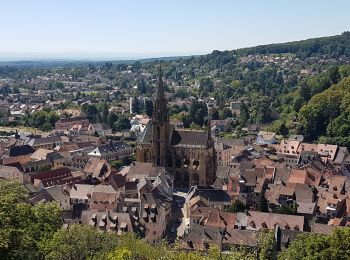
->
[47,152,64,162]
[186,186,231,204]
[138,122,210,148]
[171,129,209,147]
[45,185,70,201]
[28,136,61,146]
[333,147,349,164]
[222,229,258,247]
[310,223,337,234]
[138,122,152,145]
[7,145,35,157]
[181,224,222,250]
[95,141,131,155]
[126,162,166,180]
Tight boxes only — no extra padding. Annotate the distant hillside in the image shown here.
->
[236,31,350,58]
[0,56,192,68]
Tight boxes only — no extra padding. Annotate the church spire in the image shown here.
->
[157,64,165,100]
[151,64,169,167]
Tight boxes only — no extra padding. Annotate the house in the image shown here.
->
[230,101,242,116]
[215,142,234,166]
[82,157,111,180]
[242,124,259,135]
[69,184,94,207]
[80,210,133,234]
[31,167,84,190]
[189,206,236,228]
[185,186,231,214]
[235,211,304,231]
[89,123,112,136]
[338,197,350,226]
[30,148,53,161]
[21,158,52,174]
[115,170,173,244]
[238,166,275,206]
[29,185,71,211]
[2,145,35,165]
[288,135,304,142]
[55,116,90,131]
[181,223,258,251]
[288,167,322,187]
[256,131,277,145]
[213,165,241,200]
[130,115,150,136]
[0,164,24,183]
[88,141,132,161]
[310,223,338,234]
[123,162,170,182]
[28,135,64,149]
[333,147,350,174]
[89,185,119,211]
[210,120,231,136]
[266,182,315,217]
[316,189,345,221]
[276,139,301,165]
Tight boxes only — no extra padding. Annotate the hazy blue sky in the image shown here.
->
[1,0,350,59]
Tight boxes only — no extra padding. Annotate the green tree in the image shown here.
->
[143,100,153,118]
[189,100,208,126]
[107,112,119,128]
[100,103,109,123]
[227,200,246,213]
[0,180,62,260]
[219,107,233,119]
[131,97,140,114]
[239,102,249,126]
[210,107,219,120]
[114,115,131,131]
[41,225,119,260]
[277,122,289,137]
[258,230,277,260]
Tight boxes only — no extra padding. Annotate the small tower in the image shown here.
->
[151,65,169,167]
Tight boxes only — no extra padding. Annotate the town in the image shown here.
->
[1,1,350,257]
[1,60,350,257]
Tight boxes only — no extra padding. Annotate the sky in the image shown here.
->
[0,0,350,60]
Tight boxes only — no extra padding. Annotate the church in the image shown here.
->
[136,67,216,188]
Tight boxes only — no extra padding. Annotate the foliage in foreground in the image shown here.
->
[279,228,350,260]
[0,180,62,260]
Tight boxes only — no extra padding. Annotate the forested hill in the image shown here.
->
[236,31,350,58]
[142,32,350,147]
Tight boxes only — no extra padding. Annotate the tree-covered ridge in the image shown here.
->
[237,31,350,58]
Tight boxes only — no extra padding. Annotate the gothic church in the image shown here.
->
[136,67,216,188]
